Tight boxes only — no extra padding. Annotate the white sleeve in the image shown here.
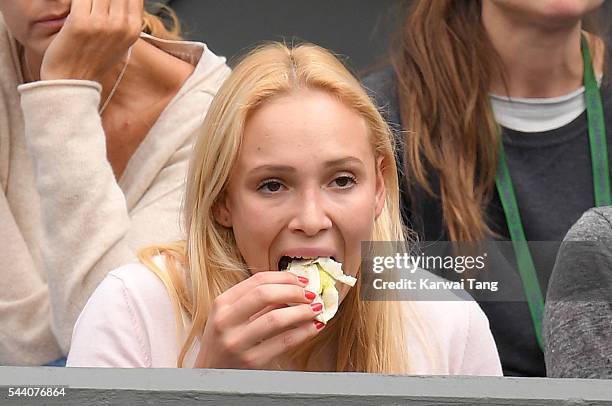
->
[18,80,187,355]
[67,272,151,367]
[458,302,503,376]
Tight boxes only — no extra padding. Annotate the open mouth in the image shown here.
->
[278,256,337,271]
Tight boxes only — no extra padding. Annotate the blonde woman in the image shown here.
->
[67,42,501,375]
[0,0,230,365]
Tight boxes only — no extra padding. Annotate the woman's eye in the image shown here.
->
[258,180,285,193]
[331,175,357,189]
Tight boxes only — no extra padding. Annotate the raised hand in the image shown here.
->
[40,0,143,82]
[194,271,325,369]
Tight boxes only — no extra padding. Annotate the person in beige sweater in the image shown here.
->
[0,0,230,365]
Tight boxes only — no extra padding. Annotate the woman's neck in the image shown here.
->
[482,5,602,98]
[109,38,195,109]
[100,38,195,178]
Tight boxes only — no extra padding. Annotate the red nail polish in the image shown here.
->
[305,290,316,301]
[297,276,309,284]
[310,303,323,312]
[314,321,325,330]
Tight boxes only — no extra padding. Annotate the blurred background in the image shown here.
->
[147,0,403,72]
[148,0,612,73]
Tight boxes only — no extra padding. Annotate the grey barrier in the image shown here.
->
[1,367,612,405]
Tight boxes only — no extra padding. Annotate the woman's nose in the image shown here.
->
[288,189,332,236]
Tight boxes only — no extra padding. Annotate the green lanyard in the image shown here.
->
[495,35,611,351]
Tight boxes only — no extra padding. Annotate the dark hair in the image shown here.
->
[392,0,607,241]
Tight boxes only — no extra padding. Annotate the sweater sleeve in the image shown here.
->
[544,208,612,378]
[18,79,188,355]
[0,195,63,365]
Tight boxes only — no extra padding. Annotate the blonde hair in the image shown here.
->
[142,4,182,40]
[139,42,431,373]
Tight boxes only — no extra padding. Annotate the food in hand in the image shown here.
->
[281,257,356,323]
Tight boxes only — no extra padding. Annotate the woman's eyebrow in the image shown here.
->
[249,157,364,173]
[324,156,365,168]
[249,164,297,173]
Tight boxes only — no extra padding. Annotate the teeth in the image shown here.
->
[287,256,319,262]
[278,255,334,271]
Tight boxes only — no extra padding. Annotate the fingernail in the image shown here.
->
[305,290,316,301]
[297,276,309,285]
[314,321,325,330]
[310,303,323,312]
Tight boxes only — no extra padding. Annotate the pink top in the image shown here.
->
[67,262,502,375]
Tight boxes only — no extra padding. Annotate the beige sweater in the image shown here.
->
[0,19,230,365]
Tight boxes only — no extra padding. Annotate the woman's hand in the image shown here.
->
[194,271,325,369]
[40,0,143,82]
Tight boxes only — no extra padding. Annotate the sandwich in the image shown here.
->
[280,257,357,323]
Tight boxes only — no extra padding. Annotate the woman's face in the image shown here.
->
[0,0,71,55]
[484,0,604,28]
[216,88,386,301]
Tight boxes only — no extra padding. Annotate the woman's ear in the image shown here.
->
[374,155,386,219]
[213,194,233,228]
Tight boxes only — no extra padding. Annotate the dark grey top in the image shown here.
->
[362,67,612,377]
[544,207,612,378]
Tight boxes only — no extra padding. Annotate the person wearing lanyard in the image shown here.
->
[362,0,608,377]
